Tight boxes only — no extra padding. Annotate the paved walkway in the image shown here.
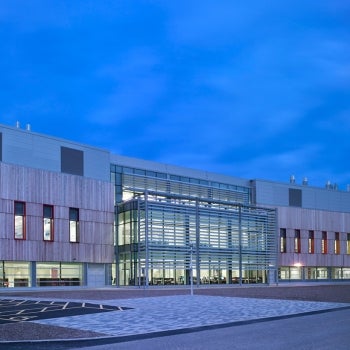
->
[28,295,349,338]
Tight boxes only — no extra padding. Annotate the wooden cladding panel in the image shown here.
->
[278,206,350,267]
[0,212,13,239]
[0,163,114,211]
[278,206,350,232]
[0,240,114,263]
[0,162,114,263]
[280,253,347,267]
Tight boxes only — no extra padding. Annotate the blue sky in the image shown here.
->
[1,1,350,189]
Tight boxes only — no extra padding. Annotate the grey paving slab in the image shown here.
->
[31,295,349,337]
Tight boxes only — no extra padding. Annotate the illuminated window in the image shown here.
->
[347,234,350,254]
[43,205,54,241]
[308,230,314,254]
[294,229,301,253]
[14,201,26,240]
[321,231,328,254]
[334,232,340,255]
[69,208,80,243]
[280,228,286,253]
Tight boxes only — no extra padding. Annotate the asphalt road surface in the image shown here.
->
[69,308,350,350]
[0,299,126,324]
[2,307,350,350]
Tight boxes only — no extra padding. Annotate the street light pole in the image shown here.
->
[190,243,193,296]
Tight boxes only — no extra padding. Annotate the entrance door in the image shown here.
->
[87,264,105,287]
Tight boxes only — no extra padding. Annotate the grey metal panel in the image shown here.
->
[303,188,350,212]
[253,181,289,207]
[84,148,110,182]
[0,124,110,181]
[254,179,350,213]
[1,127,59,172]
[0,132,2,161]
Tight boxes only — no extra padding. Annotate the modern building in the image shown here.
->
[0,123,349,288]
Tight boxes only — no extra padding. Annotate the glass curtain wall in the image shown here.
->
[110,164,251,206]
[0,262,83,288]
[279,266,350,281]
[117,192,277,286]
[36,262,82,286]
[0,261,30,287]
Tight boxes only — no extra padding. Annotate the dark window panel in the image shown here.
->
[61,147,84,176]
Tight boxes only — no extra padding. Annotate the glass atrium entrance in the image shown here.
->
[116,191,277,286]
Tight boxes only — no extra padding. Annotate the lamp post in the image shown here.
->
[190,243,194,296]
